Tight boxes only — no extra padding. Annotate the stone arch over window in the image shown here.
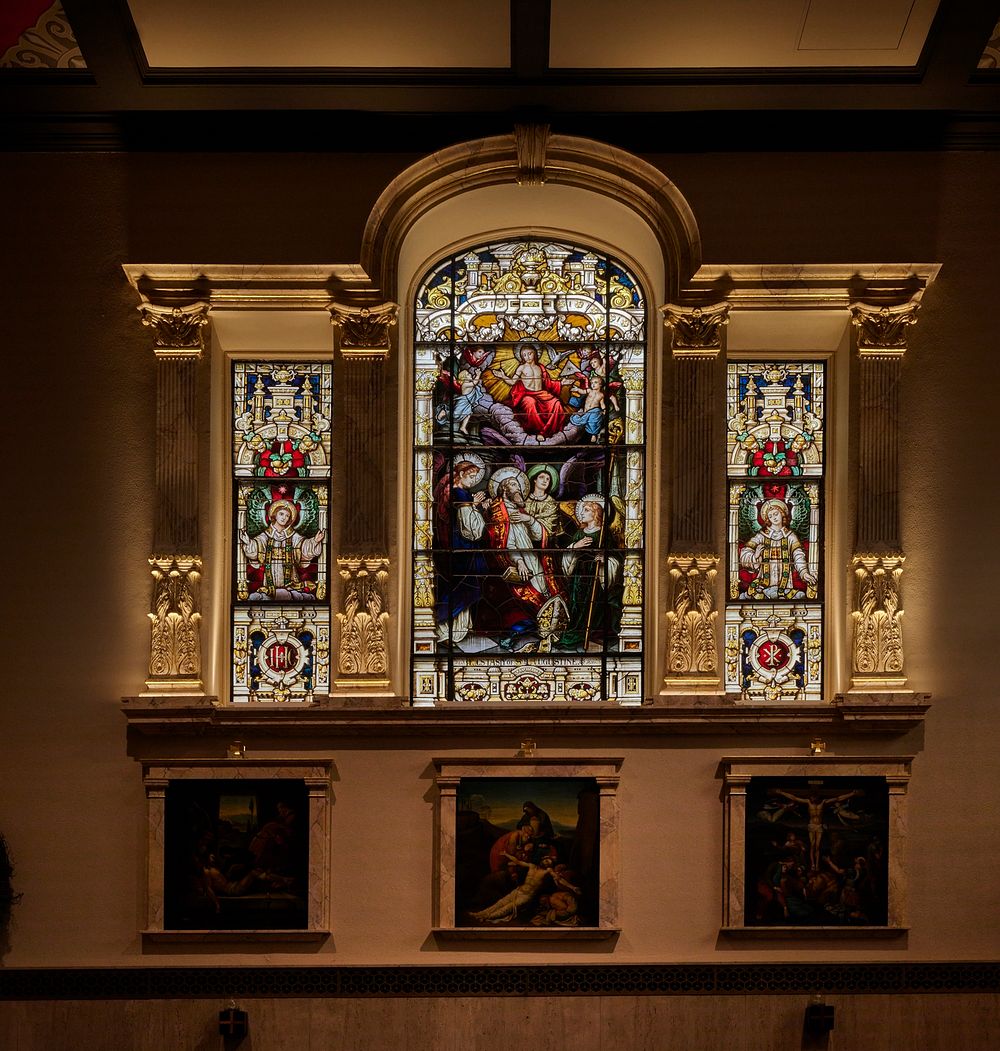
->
[371,128,699,703]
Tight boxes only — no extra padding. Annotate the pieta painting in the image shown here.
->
[412,239,645,705]
[434,758,621,938]
[455,778,599,928]
[163,779,309,930]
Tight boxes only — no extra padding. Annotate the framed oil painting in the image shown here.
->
[718,756,911,935]
[142,760,331,942]
[433,757,622,940]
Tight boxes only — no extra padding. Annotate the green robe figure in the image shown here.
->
[557,496,622,649]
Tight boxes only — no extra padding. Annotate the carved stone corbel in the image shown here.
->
[664,555,720,688]
[851,553,906,690]
[336,557,390,686]
[146,555,202,690]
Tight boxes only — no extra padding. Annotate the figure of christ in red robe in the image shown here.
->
[495,345,570,438]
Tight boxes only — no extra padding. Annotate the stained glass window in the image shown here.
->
[725,361,825,702]
[231,362,332,702]
[412,239,646,705]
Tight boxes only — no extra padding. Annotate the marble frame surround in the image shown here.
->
[718,755,912,936]
[142,759,333,943]
[432,757,623,941]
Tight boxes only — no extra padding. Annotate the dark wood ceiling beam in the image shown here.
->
[919,0,1000,89]
[60,0,143,95]
[510,0,550,79]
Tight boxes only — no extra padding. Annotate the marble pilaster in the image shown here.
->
[661,303,728,690]
[329,302,397,689]
[139,302,208,693]
[849,299,920,692]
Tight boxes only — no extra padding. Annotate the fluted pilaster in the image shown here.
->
[329,301,397,686]
[138,302,209,691]
[849,300,920,691]
[661,302,728,689]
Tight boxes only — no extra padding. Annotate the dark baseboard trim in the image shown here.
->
[1,962,998,999]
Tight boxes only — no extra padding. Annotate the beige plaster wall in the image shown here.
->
[1,150,999,973]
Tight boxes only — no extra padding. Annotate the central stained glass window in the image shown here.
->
[411,239,646,705]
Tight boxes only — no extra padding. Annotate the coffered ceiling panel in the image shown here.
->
[550,0,940,68]
[127,0,510,68]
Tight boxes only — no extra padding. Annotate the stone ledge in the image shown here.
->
[122,694,929,738]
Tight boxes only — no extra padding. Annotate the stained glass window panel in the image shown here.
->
[725,360,825,703]
[232,361,331,703]
[727,362,824,478]
[233,362,332,478]
[413,239,646,704]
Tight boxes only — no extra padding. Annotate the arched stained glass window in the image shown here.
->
[411,239,646,705]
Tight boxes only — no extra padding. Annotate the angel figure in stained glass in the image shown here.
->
[568,375,607,441]
[739,498,815,600]
[241,497,324,601]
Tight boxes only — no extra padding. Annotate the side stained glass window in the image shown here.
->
[412,240,646,705]
[725,362,825,702]
[231,362,333,702]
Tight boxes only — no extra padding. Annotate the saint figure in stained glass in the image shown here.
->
[739,498,815,601]
[240,493,325,602]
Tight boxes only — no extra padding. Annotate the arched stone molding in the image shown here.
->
[362,128,702,303]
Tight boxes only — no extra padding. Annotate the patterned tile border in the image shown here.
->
[1,963,997,999]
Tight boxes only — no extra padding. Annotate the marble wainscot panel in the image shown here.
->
[717,755,912,937]
[142,759,332,944]
[432,757,622,941]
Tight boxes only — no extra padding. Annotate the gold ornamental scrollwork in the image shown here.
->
[336,556,390,686]
[850,303,919,357]
[661,302,730,356]
[851,553,906,687]
[146,555,203,690]
[329,302,398,358]
[664,554,720,687]
[138,303,210,355]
